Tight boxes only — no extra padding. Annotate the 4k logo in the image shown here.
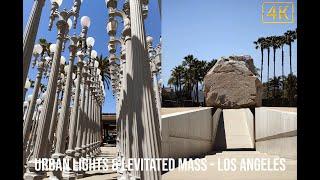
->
[262,2,294,24]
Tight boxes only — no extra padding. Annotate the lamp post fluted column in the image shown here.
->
[24,16,69,180]
[74,62,87,178]
[23,58,46,156]
[128,0,161,179]
[24,1,84,177]
[67,56,84,151]
[81,66,91,157]
[47,79,62,155]
[23,0,46,87]
[63,53,84,179]
[52,35,78,162]
[85,74,93,157]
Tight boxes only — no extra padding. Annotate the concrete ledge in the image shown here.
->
[255,107,297,159]
[161,107,214,158]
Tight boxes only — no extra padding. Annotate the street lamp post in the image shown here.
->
[24,0,82,178]
[23,52,50,165]
[24,79,32,101]
[52,17,90,177]
[23,95,32,121]
[127,0,162,179]
[24,44,43,100]
[106,2,132,177]
[63,51,85,178]
[147,35,162,132]
[51,35,80,179]
[23,0,48,88]
[23,101,29,118]
[47,78,63,155]
[81,63,91,157]
[25,100,43,163]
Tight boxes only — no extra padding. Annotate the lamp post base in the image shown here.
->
[49,153,66,179]
[62,149,76,180]
[23,172,45,180]
[24,159,46,180]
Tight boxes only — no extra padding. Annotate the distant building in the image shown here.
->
[101,113,116,143]
[163,87,174,93]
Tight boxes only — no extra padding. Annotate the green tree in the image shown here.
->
[270,36,281,97]
[95,54,111,90]
[254,37,267,82]
[170,65,184,102]
[284,30,297,74]
[283,74,297,106]
[182,55,197,100]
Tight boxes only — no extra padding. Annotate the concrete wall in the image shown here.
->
[161,107,216,158]
[222,109,254,149]
[255,107,297,159]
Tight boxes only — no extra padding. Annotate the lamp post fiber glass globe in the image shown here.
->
[33,44,43,55]
[50,0,63,6]
[86,37,95,47]
[81,16,91,28]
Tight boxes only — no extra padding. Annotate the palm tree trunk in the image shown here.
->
[273,47,276,98]
[267,48,270,99]
[196,81,199,104]
[282,45,284,78]
[289,42,292,74]
[281,45,285,104]
[261,48,264,82]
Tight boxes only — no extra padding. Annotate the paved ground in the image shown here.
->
[163,151,297,180]
[81,146,118,180]
[160,107,208,115]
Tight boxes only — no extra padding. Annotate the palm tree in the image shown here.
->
[264,37,272,98]
[167,77,177,90]
[278,35,287,100]
[278,36,286,79]
[254,37,267,82]
[270,36,281,97]
[95,54,111,90]
[171,65,184,103]
[193,59,206,103]
[284,30,297,74]
[270,36,281,79]
[182,55,197,102]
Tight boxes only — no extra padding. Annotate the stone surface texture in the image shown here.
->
[204,55,262,108]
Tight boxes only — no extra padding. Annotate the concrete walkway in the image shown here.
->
[163,151,297,180]
[81,146,118,180]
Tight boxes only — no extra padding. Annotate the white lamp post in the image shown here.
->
[23,0,53,88]
[24,0,83,179]
[52,16,91,179]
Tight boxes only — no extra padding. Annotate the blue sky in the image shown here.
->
[23,0,161,113]
[24,0,297,113]
[162,0,297,85]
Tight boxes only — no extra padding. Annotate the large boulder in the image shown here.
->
[204,55,262,108]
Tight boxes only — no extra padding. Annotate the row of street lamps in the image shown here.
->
[23,0,106,179]
[23,0,162,179]
[106,0,162,179]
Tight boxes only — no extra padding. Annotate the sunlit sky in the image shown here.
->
[162,0,297,85]
[24,0,297,113]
